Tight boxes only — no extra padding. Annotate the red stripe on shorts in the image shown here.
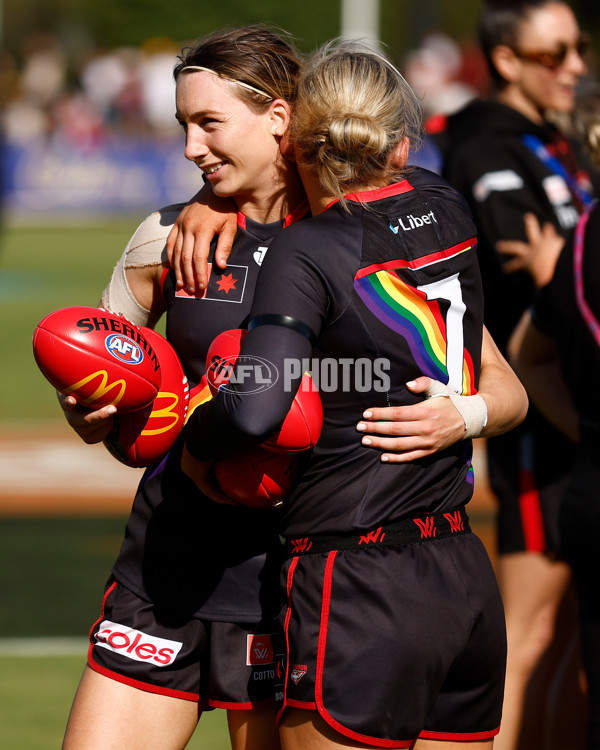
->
[313,552,413,748]
[518,468,546,552]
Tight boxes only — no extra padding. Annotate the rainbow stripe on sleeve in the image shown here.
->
[354,243,476,395]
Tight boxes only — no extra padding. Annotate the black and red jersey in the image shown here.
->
[111,203,308,622]
[436,99,599,353]
[186,167,484,538]
[534,203,600,438]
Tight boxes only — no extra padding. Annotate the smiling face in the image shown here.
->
[176,70,289,219]
[494,2,587,121]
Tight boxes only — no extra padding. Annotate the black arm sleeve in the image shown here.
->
[184,324,315,459]
[183,228,328,460]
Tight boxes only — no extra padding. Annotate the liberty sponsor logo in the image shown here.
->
[290,664,308,685]
[105,334,144,365]
[389,210,438,234]
[94,620,182,666]
[247,634,275,666]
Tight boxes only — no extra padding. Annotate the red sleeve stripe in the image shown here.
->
[355,238,475,279]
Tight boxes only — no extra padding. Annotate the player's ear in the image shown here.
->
[279,130,296,162]
[491,44,521,84]
[390,137,410,170]
[269,99,291,137]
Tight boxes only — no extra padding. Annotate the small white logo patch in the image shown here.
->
[254,246,268,265]
[542,175,571,205]
[473,170,524,201]
[94,620,183,667]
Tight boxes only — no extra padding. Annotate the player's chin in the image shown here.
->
[209,178,236,198]
[552,88,576,112]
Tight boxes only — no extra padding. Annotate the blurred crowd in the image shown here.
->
[0,29,491,153]
[0,32,184,152]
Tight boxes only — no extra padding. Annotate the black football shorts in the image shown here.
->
[489,421,574,557]
[87,576,282,708]
[277,532,506,745]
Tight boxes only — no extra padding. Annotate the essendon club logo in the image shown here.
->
[290,664,308,684]
[175,263,249,303]
[105,334,144,364]
[246,634,275,666]
[94,620,182,667]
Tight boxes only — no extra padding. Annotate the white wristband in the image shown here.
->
[425,380,488,439]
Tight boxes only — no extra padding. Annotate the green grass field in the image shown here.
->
[0,219,230,748]
[0,218,152,423]
[0,221,498,748]
[0,653,231,749]
[0,516,231,749]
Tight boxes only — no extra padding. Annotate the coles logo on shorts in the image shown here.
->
[94,620,183,667]
[105,334,144,365]
[246,634,275,665]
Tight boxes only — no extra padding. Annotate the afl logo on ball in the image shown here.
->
[105,334,144,365]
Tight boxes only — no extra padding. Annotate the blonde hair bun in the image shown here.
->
[292,40,423,203]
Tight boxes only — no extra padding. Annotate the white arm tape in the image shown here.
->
[101,251,158,327]
[425,379,488,439]
[101,204,185,327]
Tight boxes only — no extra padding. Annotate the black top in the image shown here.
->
[186,168,484,538]
[534,202,600,439]
[436,99,599,352]
[111,203,308,621]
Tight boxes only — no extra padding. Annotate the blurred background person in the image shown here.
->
[428,2,600,748]
[510,89,600,749]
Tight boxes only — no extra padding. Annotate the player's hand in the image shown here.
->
[181,445,237,505]
[57,391,116,444]
[496,212,564,288]
[356,377,466,463]
[166,187,238,295]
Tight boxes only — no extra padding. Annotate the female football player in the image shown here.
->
[182,41,527,748]
[59,26,526,750]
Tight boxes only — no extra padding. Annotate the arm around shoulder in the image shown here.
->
[476,326,528,437]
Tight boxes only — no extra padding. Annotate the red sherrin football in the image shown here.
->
[103,328,190,468]
[32,306,161,412]
[205,328,247,395]
[263,373,323,453]
[205,328,323,452]
[214,445,297,508]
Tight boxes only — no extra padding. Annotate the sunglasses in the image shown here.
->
[513,33,590,70]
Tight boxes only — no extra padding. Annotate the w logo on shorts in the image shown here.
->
[246,634,275,665]
[443,510,465,532]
